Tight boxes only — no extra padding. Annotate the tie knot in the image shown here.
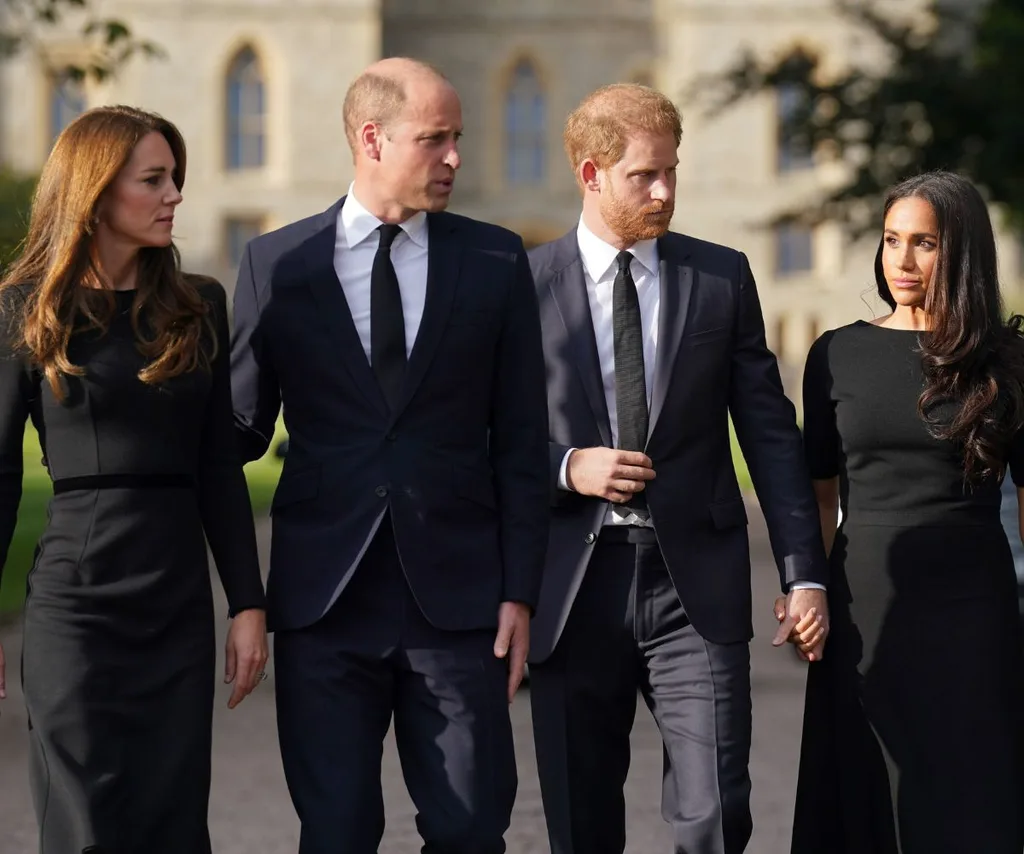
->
[616,251,633,276]
[377,223,403,250]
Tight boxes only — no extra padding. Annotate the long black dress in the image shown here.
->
[0,280,265,854]
[791,320,1024,854]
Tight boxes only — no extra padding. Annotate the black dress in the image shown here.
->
[0,281,265,854]
[791,320,1024,854]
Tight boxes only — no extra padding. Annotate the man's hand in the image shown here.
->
[566,447,655,503]
[225,609,269,709]
[494,601,530,703]
[772,588,829,662]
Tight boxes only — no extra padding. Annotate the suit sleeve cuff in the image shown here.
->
[557,448,576,491]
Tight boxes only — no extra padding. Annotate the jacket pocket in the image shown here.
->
[271,465,321,512]
[708,498,748,529]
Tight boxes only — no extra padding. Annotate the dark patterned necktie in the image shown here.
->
[370,223,405,410]
[613,250,648,511]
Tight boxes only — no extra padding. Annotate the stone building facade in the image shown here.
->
[2,0,1020,375]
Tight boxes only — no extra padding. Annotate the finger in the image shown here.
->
[493,622,513,659]
[793,607,818,634]
[797,626,826,652]
[507,639,527,704]
[796,615,824,645]
[773,597,787,621]
[604,490,634,504]
[0,644,6,700]
[614,465,657,482]
[229,652,261,709]
[805,636,828,662]
[609,479,645,494]
[227,679,247,709]
[224,640,237,685]
[617,451,653,469]
[772,616,797,646]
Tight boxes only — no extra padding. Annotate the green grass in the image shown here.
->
[0,423,287,616]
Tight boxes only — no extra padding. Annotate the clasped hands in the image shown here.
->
[772,588,829,662]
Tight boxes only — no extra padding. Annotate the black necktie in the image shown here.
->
[371,223,405,410]
[613,250,648,511]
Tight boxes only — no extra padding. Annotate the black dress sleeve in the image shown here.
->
[802,330,841,480]
[1008,428,1024,488]
[194,279,266,616]
[0,286,31,592]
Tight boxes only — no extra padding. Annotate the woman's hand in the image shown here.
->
[224,609,268,709]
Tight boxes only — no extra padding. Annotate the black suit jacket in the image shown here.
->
[529,229,827,660]
[230,199,549,633]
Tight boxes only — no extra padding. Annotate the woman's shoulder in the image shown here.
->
[183,273,226,305]
[0,281,34,311]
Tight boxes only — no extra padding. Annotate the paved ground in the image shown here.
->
[0,503,808,853]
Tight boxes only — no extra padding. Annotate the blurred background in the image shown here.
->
[1,0,1024,617]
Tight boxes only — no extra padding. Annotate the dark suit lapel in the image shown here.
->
[396,212,462,413]
[549,236,613,447]
[303,201,389,417]
[648,236,694,439]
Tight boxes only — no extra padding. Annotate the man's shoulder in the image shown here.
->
[248,207,336,263]
[434,210,523,253]
[664,231,743,270]
[526,231,577,278]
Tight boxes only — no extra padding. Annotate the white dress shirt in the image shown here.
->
[334,184,429,360]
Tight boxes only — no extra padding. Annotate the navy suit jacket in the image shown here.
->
[230,199,550,633]
[528,229,828,659]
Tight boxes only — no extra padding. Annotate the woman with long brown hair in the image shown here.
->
[785,170,1024,852]
[0,105,268,853]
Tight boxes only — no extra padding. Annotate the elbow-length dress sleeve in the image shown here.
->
[802,330,841,481]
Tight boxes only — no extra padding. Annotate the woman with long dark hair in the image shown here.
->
[786,170,1024,852]
[0,106,268,853]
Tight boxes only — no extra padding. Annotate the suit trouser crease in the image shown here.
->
[531,534,752,854]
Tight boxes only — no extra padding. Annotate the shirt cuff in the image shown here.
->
[789,582,827,591]
[557,448,577,491]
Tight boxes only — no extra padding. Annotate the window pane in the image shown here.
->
[226,217,263,268]
[50,74,85,146]
[226,48,265,170]
[777,83,812,173]
[505,61,546,185]
[775,224,814,276]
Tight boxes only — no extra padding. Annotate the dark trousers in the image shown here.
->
[274,521,517,854]
[530,527,753,854]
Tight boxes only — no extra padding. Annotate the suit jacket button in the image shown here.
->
[375,485,389,498]
[385,431,397,442]
[584,532,596,545]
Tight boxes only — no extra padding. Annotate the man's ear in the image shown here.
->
[361,122,384,161]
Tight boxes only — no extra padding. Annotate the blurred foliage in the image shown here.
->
[1,0,163,80]
[0,169,35,271]
[692,0,1024,233]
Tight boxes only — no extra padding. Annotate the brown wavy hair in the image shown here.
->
[874,171,1024,483]
[0,105,213,400]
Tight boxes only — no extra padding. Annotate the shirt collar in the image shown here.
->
[340,183,429,249]
[576,216,659,283]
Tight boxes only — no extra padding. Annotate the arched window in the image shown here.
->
[777,82,813,173]
[225,47,265,170]
[504,60,546,186]
[50,71,85,145]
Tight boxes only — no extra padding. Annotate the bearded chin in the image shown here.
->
[602,195,672,243]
